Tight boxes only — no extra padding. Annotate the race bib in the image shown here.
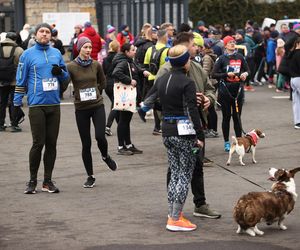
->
[227,60,241,74]
[42,78,58,91]
[79,87,97,101]
[177,120,196,135]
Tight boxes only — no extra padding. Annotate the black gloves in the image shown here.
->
[51,64,65,76]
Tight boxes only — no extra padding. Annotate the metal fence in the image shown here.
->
[95,0,189,36]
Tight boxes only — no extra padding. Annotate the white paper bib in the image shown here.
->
[177,119,196,135]
[79,87,97,101]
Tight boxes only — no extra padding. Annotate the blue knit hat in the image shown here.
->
[169,50,190,67]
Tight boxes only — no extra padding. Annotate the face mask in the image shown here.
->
[122,31,128,36]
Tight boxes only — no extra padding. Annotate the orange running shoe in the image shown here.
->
[166,217,197,232]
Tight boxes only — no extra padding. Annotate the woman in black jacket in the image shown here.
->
[112,43,149,155]
[155,44,204,232]
[212,36,250,152]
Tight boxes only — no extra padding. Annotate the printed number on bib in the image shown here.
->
[80,87,97,101]
[177,120,196,135]
[42,78,58,91]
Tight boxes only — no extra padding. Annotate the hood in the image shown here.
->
[0,38,17,46]
[84,26,97,37]
[112,53,131,67]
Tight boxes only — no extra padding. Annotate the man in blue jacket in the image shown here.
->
[13,23,70,194]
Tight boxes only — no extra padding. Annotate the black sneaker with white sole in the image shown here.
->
[24,180,37,194]
[117,147,133,155]
[42,180,60,193]
[127,144,143,154]
[83,176,96,188]
[103,155,118,171]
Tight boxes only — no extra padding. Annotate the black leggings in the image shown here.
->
[75,105,108,176]
[218,85,244,142]
[116,111,133,147]
[105,82,118,128]
[207,104,218,132]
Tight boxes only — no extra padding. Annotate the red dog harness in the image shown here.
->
[246,131,258,146]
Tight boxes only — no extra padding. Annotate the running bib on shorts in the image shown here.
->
[177,120,196,135]
[42,78,58,91]
[79,87,97,101]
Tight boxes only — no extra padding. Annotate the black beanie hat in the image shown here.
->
[35,23,52,34]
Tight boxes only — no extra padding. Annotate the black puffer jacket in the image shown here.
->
[112,53,144,85]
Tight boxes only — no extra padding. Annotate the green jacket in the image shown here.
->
[155,61,216,124]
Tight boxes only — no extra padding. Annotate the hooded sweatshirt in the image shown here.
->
[76,27,102,60]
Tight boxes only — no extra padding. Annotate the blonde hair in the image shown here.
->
[168,44,187,58]
[160,22,173,30]
[140,23,151,38]
[109,40,120,52]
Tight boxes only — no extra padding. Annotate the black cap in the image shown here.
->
[35,23,52,34]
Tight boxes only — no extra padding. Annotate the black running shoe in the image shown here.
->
[117,147,133,155]
[137,108,146,122]
[24,180,37,194]
[103,155,118,171]
[42,180,60,193]
[83,176,96,188]
[127,144,143,154]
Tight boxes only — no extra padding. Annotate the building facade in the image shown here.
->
[0,0,189,36]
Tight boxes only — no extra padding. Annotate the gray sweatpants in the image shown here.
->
[291,77,300,125]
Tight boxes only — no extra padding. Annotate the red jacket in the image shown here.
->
[74,26,102,60]
[116,32,134,47]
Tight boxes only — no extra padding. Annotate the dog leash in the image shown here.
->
[221,81,247,135]
[213,161,268,191]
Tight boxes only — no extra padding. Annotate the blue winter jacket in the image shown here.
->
[14,42,69,107]
[266,39,277,63]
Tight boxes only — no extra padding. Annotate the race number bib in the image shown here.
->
[79,87,97,101]
[42,78,58,91]
[177,120,196,135]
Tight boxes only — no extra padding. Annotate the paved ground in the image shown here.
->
[0,84,299,250]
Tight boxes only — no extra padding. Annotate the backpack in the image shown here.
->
[148,45,168,75]
[0,45,17,82]
[135,41,153,65]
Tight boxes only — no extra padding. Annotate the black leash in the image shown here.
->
[213,161,268,191]
[221,81,247,135]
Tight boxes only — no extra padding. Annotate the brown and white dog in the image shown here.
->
[233,167,300,236]
[226,129,265,166]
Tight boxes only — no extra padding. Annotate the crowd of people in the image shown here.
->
[1,17,300,232]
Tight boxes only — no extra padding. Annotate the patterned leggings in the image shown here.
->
[163,136,196,218]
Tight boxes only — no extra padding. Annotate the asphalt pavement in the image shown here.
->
[0,84,299,250]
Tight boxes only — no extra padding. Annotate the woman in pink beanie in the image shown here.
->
[67,36,118,188]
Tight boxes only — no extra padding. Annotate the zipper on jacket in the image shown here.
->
[165,74,172,95]
[43,50,49,63]
[18,63,24,80]
[33,65,37,94]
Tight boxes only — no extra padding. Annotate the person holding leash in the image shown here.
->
[155,44,205,232]
[212,36,250,152]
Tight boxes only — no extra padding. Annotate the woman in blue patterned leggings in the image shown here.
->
[155,44,204,231]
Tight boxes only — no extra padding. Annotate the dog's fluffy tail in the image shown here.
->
[232,136,238,145]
